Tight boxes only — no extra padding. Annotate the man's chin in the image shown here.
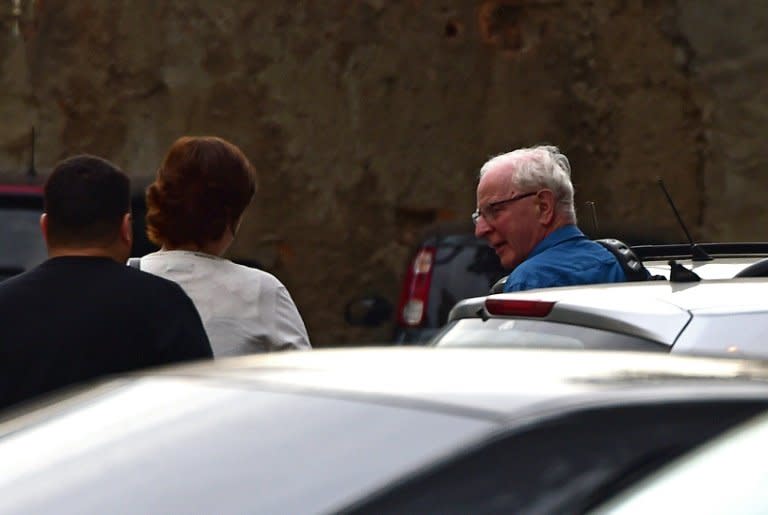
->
[496,248,519,270]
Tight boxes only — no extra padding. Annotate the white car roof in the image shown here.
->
[172,347,768,413]
[4,348,768,425]
[644,257,764,280]
[2,348,768,514]
[631,242,768,280]
[449,278,768,346]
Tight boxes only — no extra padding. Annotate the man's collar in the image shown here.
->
[527,225,585,259]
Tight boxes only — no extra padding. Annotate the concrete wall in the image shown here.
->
[0,0,765,344]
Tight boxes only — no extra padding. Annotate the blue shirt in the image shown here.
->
[504,225,627,292]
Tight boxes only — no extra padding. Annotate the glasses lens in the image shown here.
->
[471,210,480,225]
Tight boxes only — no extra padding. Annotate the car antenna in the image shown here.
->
[656,177,712,261]
[668,259,701,282]
[25,126,36,182]
[585,201,599,236]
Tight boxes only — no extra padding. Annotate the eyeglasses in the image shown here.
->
[471,191,536,225]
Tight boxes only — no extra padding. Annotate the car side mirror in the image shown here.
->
[344,295,393,327]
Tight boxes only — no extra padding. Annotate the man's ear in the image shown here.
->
[120,213,133,246]
[39,213,49,244]
[535,189,557,225]
[231,214,244,238]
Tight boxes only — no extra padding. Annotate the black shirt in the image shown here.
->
[0,256,213,411]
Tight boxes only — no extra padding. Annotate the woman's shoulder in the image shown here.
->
[225,260,284,286]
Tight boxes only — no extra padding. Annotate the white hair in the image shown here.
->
[479,145,576,222]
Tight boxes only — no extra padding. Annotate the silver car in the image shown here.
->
[433,277,768,359]
[1,348,768,514]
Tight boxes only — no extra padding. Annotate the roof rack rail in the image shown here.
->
[631,242,768,261]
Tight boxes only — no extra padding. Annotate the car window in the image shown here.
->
[0,206,47,275]
[591,411,768,514]
[0,195,156,280]
[348,402,768,515]
[432,318,667,352]
[0,379,494,514]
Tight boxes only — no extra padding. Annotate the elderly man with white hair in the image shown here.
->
[473,145,627,292]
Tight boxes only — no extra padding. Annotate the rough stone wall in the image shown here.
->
[675,0,768,240]
[0,1,765,345]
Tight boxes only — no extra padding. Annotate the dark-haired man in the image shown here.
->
[0,155,212,411]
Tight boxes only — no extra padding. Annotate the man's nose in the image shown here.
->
[474,216,491,238]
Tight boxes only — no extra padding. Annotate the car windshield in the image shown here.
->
[591,411,768,514]
[0,207,47,278]
[431,318,667,352]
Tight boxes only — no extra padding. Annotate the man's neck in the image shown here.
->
[163,233,233,257]
[47,247,120,262]
[540,218,574,240]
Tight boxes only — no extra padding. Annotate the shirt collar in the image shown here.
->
[527,224,586,259]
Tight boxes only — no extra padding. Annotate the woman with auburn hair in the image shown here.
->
[135,136,311,356]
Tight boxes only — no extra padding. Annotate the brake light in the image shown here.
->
[396,247,436,327]
[485,298,555,317]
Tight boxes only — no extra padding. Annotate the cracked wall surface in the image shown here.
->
[0,0,765,344]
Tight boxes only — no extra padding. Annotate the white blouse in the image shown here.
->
[137,250,311,357]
